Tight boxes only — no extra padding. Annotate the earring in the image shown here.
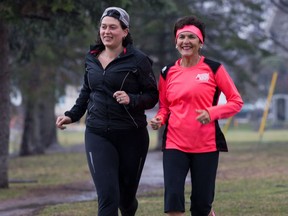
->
[175,45,178,49]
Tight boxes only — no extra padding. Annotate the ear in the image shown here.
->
[124,28,129,37]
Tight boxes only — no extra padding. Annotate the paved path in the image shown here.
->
[140,151,164,190]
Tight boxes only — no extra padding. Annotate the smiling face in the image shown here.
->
[100,16,128,49]
[176,31,202,58]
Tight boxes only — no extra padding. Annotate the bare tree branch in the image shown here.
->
[269,36,288,53]
[271,0,288,13]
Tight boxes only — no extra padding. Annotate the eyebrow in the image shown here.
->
[101,23,118,27]
[178,33,197,38]
[179,32,196,35]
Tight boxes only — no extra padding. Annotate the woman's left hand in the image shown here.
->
[195,109,211,124]
[150,117,162,130]
[113,91,130,105]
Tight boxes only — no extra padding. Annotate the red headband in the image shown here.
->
[176,25,204,44]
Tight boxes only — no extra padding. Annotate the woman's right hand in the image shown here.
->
[56,116,72,130]
[150,117,162,130]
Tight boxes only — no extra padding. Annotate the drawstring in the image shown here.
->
[120,71,139,128]
[120,72,130,91]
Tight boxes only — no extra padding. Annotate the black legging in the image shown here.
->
[85,127,149,216]
[163,149,219,216]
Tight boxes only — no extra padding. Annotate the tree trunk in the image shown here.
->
[20,99,45,156]
[0,20,10,188]
[39,91,57,148]
[20,66,58,155]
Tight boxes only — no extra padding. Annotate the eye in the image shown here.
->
[179,34,185,39]
[110,25,117,30]
[188,34,197,39]
[178,33,198,40]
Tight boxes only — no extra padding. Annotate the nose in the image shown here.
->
[104,27,111,34]
[183,36,190,43]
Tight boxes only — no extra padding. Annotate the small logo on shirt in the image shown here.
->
[196,73,209,81]
[161,66,167,74]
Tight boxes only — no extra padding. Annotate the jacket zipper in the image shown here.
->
[88,53,139,128]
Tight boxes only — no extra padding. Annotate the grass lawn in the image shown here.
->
[1,127,288,215]
[36,141,288,216]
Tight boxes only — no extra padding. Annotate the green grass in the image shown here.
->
[37,193,165,216]
[225,128,288,142]
[0,152,90,201]
[213,141,288,215]
[57,127,85,147]
[215,179,288,215]
[57,126,159,149]
[9,153,89,185]
[58,125,288,149]
[2,128,288,215]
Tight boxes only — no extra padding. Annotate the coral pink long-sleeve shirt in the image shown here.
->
[156,56,243,153]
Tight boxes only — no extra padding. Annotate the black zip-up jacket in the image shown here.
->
[65,44,158,130]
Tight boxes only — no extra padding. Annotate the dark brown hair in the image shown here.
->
[95,18,133,50]
[173,15,205,43]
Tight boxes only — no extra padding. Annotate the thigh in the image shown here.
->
[116,128,149,196]
[163,149,190,186]
[85,129,119,195]
[190,151,219,192]
[190,151,219,214]
[163,149,190,212]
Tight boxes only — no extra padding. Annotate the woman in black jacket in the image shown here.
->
[56,7,158,216]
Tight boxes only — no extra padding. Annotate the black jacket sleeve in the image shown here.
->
[64,67,91,122]
[128,55,158,110]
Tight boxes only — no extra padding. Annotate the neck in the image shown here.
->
[181,55,201,67]
[103,45,124,59]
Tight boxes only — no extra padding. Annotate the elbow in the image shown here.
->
[146,92,159,109]
[146,97,159,109]
[235,99,244,113]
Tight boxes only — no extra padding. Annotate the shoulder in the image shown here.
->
[160,61,177,80]
[129,45,148,58]
[128,45,153,65]
[87,44,103,56]
[203,57,222,74]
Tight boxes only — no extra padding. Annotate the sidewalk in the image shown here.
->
[140,150,164,191]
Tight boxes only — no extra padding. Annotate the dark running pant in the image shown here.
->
[85,127,149,216]
[163,149,219,216]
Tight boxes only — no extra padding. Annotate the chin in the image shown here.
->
[181,53,193,57]
[103,41,112,45]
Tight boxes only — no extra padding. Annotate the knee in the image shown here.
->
[97,191,119,215]
[119,199,138,216]
[190,201,211,216]
[165,190,185,212]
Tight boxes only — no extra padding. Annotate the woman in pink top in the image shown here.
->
[150,15,243,216]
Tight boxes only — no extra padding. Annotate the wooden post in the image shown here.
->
[258,72,278,141]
